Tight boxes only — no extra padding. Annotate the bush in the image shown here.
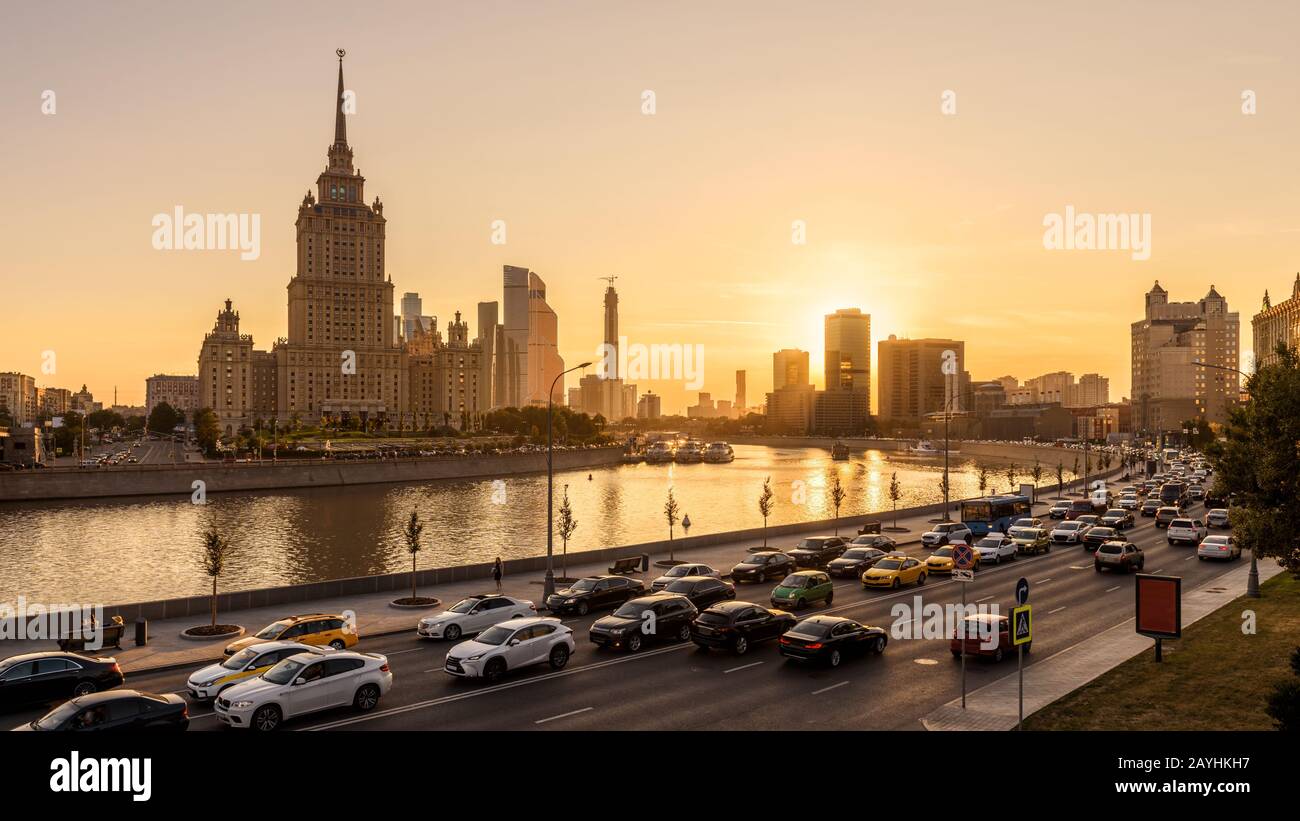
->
[1265,646,1300,731]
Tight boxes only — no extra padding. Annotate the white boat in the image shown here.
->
[703,442,735,463]
[907,439,960,456]
[675,441,704,463]
[645,441,676,464]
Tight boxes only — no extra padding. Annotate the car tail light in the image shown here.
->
[380,663,390,673]
[805,642,823,650]
[529,603,537,610]
[110,663,121,674]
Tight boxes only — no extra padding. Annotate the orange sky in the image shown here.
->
[2,1,1295,412]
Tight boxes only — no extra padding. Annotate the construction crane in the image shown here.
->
[597,275,618,288]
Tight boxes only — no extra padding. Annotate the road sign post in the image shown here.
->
[1012,603,1033,730]
[953,543,975,708]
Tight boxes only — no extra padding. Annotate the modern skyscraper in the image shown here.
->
[735,370,746,411]
[876,336,965,422]
[773,349,810,391]
[603,279,619,373]
[1131,281,1240,431]
[823,308,871,396]
[1252,274,1300,369]
[400,292,434,344]
[476,301,499,410]
[502,265,530,407]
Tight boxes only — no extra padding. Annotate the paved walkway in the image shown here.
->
[921,556,1284,731]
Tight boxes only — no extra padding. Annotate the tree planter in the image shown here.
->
[390,596,440,609]
[653,559,684,569]
[180,624,243,641]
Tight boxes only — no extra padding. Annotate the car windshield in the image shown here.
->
[568,580,597,592]
[936,524,956,533]
[255,620,291,639]
[875,559,902,570]
[34,700,82,730]
[447,598,480,614]
[263,657,307,685]
[1091,528,1117,536]
[1057,522,1081,530]
[933,547,953,558]
[475,625,515,646]
[797,538,827,549]
[778,575,808,588]
[223,648,259,670]
[613,601,654,618]
[840,548,874,559]
[1105,510,1125,517]
[665,565,692,577]
[1171,520,1193,528]
[739,556,766,566]
[1009,528,1036,538]
[664,580,696,593]
[697,611,730,626]
[977,538,1004,548]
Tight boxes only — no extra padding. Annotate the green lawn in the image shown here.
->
[1025,571,1298,730]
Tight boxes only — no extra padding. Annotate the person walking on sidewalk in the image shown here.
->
[493,557,503,593]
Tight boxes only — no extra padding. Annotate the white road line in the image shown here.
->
[1047,606,1067,615]
[975,596,994,603]
[811,680,849,695]
[1037,578,1052,583]
[1152,568,1165,574]
[724,661,764,674]
[1184,555,1196,561]
[1105,585,1121,593]
[385,648,423,656]
[534,707,592,724]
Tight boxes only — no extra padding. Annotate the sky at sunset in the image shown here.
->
[3,1,1298,412]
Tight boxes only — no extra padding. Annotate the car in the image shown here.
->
[1048,499,1072,519]
[848,533,898,551]
[661,576,736,609]
[1099,509,1135,529]
[950,614,1025,662]
[1075,514,1102,528]
[827,546,889,578]
[778,616,887,667]
[19,690,188,732]
[930,548,977,574]
[691,601,796,655]
[545,575,646,616]
[1140,499,1162,517]
[215,650,392,729]
[444,617,574,682]
[1049,520,1091,544]
[861,554,927,588]
[1206,508,1231,528]
[1197,535,1241,561]
[973,534,1017,565]
[1117,494,1140,511]
[769,570,834,610]
[1082,526,1120,551]
[187,641,335,700]
[921,522,972,547]
[1154,506,1181,528]
[224,613,357,656]
[1065,500,1096,520]
[786,536,849,567]
[1094,541,1145,573]
[588,594,699,651]
[1011,517,1044,529]
[1188,485,1206,501]
[1167,517,1208,545]
[731,551,797,583]
[0,652,123,707]
[416,594,535,641]
[649,563,721,591]
[1009,526,1050,555]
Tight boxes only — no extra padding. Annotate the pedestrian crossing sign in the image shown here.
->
[1012,604,1032,646]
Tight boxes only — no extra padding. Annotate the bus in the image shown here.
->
[959,495,1032,537]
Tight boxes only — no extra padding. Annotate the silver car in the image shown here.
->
[1197,535,1240,561]
[650,563,721,591]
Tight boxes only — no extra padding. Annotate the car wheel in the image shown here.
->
[891,577,901,589]
[873,637,886,655]
[825,591,833,605]
[72,680,97,697]
[577,601,589,616]
[677,623,692,642]
[1094,563,1102,572]
[951,649,962,659]
[993,647,1004,663]
[329,639,346,650]
[916,572,926,587]
[252,704,282,731]
[549,645,570,670]
[626,633,643,652]
[442,624,463,642]
[484,657,507,682]
[733,635,749,655]
[353,684,380,711]
[828,649,842,668]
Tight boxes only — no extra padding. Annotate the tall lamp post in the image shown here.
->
[1193,359,1258,598]
[545,362,592,599]
[942,390,974,520]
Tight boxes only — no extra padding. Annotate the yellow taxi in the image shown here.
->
[223,613,357,656]
[924,545,980,575]
[186,640,334,700]
[861,554,927,589]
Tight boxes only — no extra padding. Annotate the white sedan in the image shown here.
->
[1197,535,1241,561]
[1049,521,1091,545]
[416,594,535,641]
[214,650,392,730]
[443,617,575,682]
[1206,508,1231,528]
[973,535,1017,565]
[650,563,721,591]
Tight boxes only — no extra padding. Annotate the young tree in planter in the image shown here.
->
[1072,456,1080,490]
[1056,461,1065,497]
[888,472,902,529]
[976,464,990,496]
[201,528,229,629]
[758,476,775,546]
[664,488,680,562]
[404,509,424,602]
[1005,463,1018,493]
[938,474,950,520]
[557,486,578,580]
[828,472,847,535]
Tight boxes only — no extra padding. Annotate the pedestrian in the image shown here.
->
[493,556,503,593]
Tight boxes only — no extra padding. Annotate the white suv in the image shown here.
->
[214,650,392,731]
[444,617,575,683]
[1167,518,1208,546]
[922,522,972,547]
[1049,521,1091,544]
[416,594,535,641]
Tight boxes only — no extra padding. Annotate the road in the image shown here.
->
[4,485,1240,731]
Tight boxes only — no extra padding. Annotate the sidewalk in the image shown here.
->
[921,556,1285,731]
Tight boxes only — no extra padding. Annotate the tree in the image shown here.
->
[557,486,578,579]
[1072,456,1080,490]
[1005,463,1018,492]
[976,464,990,496]
[1055,461,1065,497]
[828,472,847,535]
[938,474,950,519]
[1031,457,1044,489]
[194,408,221,456]
[1208,342,1300,575]
[201,528,229,629]
[147,401,182,435]
[1265,647,1300,731]
[1181,417,1215,450]
[404,509,424,602]
[888,472,902,529]
[758,476,775,546]
[664,488,680,562]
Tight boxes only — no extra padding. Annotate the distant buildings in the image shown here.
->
[1007,371,1109,408]
[877,336,967,422]
[502,265,566,406]
[763,307,874,435]
[0,372,37,424]
[735,370,747,412]
[1252,274,1300,368]
[766,349,814,433]
[1131,281,1239,431]
[637,391,662,419]
[572,280,635,420]
[146,374,199,414]
[400,292,435,345]
[38,387,71,416]
[772,349,809,390]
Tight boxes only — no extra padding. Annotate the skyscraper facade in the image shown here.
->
[823,308,871,396]
[877,336,965,422]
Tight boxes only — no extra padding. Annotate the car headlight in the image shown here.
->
[467,653,485,661]
[200,677,222,687]
[564,598,576,605]
[610,628,625,635]
[231,700,255,709]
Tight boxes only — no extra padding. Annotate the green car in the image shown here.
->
[770,571,834,610]
[1009,526,1051,556]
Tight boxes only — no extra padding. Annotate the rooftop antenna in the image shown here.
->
[597,275,619,288]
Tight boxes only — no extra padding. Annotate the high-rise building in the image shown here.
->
[37,387,72,416]
[637,391,662,419]
[70,384,99,413]
[1131,281,1239,431]
[1252,274,1300,369]
[1076,373,1110,407]
[823,308,870,396]
[0,372,37,425]
[408,311,482,428]
[877,336,965,421]
[199,299,276,434]
[400,292,435,345]
[735,370,746,411]
[476,301,499,411]
[603,280,619,370]
[145,374,200,414]
[773,349,810,391]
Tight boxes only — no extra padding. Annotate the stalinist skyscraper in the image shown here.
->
[275,51,407,425]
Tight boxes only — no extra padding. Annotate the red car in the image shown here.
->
[949,614,1027,663]
[1064,500,1095,521]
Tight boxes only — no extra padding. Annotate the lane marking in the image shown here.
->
[811,681,850,695]
[1105,585,1121,593]
[384,648,423,656]
[724,661,764,674]
[1184,555,1196,561]
[975,596,994,603]
[1036,578,1052,583]
[535,707,592,724]
[1152,568,1165,574]
[1047,606,1067,615]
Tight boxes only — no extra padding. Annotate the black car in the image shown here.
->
[18,690,188,732]
[786,536,849,568]
[826,546,888,578]
[588,593,699,652]
[691,601,796,655]
[730,551,796,583]
[1082,526,1120,551]
[778,616,888,667]
[545,575,646,616]
[1139,499,1161,517]
[0,652,123,709]
[660,576,736,609]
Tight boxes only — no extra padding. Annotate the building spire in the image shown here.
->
[334,49,348,147]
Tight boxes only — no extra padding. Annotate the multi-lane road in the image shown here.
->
[4,485,1243,731]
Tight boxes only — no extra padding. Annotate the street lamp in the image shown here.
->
[545,361,593,599]
[942,390,974,520]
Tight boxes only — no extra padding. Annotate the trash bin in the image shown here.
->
[134,617,148,647]
[641,553,650,572]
